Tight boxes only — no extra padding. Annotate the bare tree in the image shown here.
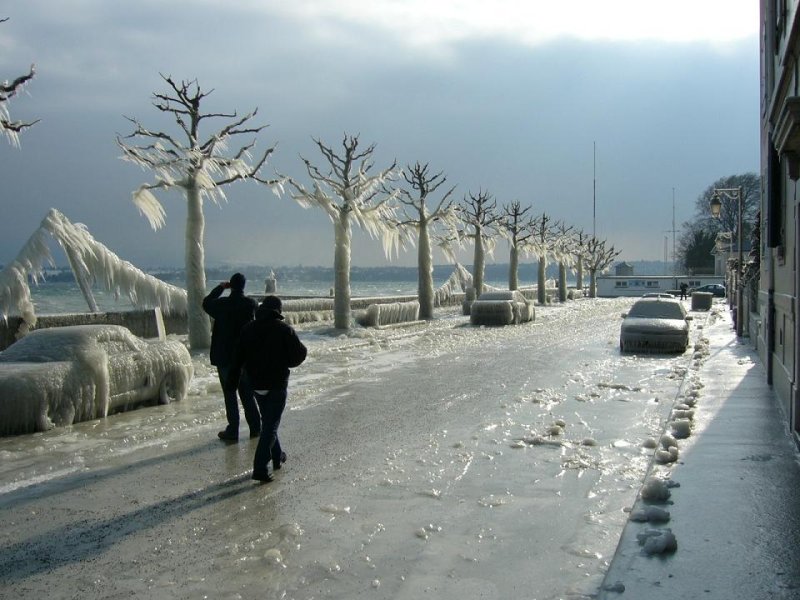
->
[553,222,575,302]
[584,237,621,298]
[396,162,457,319]
[499,201,536,291]
[456,190,502,297]
[529,213,559,305]
[1,18,38,146]
[572,231,591,292]
[118,75,281,349]
[286,134,402,329]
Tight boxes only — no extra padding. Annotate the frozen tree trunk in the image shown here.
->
[473,228,485,297]
[508,245,519,291]
[333,213,352,330]
[558,262,567,302]
[418,223,435,320]
[64,246,99,313]
[589,271,598,298]
[186,185,211,349]
[537,259,547,305]
[576,256,584,290]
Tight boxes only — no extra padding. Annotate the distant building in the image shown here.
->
[760,0,800,442]
[615,262,634,276]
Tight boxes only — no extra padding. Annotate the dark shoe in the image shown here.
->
[273,451,287,471]
[249,429,261,439]
[252,471,273,483]
[217,430,238,442]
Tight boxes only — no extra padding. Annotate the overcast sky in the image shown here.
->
[0,1,759,269]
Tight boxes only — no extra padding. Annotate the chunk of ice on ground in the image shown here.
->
[629,506,671,523]
[640,477,672,502]
[637,528,678,554]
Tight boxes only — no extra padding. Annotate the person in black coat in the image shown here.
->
[202,272,260,441]
[229,295,307,482]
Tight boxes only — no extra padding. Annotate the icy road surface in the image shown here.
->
[0,298,706,599]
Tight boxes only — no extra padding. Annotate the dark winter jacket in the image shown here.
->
[229,305,307,391]
[202,285,257,367]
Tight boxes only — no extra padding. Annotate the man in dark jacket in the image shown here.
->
[202,272,260,441]
[229,295,307,482]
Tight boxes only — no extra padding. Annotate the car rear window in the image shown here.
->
[628,300,686,319]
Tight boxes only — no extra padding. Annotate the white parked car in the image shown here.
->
[619,298,692,353]
[0,324,193,435]
[470,290,535,326]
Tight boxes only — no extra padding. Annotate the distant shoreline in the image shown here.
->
[21,259,674,284]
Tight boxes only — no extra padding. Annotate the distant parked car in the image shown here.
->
[691,283,726,297]
[619,298,692,353]
[0,324,193,435]
[470,290,535,326]
[642,292,675,299]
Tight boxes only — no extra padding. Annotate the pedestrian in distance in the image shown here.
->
[202,273,261,442]
[229,295,307,483]
[679,282,689,300]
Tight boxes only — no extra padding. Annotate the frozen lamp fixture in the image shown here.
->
[709,194,722,218]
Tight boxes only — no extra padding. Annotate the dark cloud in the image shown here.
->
[0,3,758,268]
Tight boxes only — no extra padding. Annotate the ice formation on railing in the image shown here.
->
[0,209,187,332]
[279,298,335,325]
[433,262,471,307]
[360,300,420,327]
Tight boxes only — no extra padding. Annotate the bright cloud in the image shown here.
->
[268,0,758,48]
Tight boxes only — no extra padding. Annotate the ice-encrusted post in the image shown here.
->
[500,200,536,291]
[118,75,282,350]
[286,134,402,330]
[396,163,457,319]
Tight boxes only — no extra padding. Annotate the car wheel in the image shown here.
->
[619,338,625,353]
[159,374,180,404]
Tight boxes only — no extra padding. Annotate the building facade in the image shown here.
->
[760,0,800,442]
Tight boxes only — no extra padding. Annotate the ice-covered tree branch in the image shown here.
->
[395,162,458,319]
[118,74,281,349]
[584,237,622,298]
[528,213,560,304]
[0,209,187,336]
[285,134,402,329]
[500,201,536,291]
[1,18,38,146]
[455,189,501,296]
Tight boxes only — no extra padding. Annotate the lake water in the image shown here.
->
[28,277,521,315]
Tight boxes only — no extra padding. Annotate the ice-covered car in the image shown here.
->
[470,290,535,326]
[619,298,692,353]
[691,283,726,297]
[0,324,193,435]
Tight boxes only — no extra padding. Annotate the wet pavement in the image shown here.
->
[599,305,800,599]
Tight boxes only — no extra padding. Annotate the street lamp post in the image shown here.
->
[710,186,744,337]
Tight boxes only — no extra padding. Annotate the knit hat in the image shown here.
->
[261,295,284,319]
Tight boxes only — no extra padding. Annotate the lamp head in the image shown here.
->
[709,194,722,218]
